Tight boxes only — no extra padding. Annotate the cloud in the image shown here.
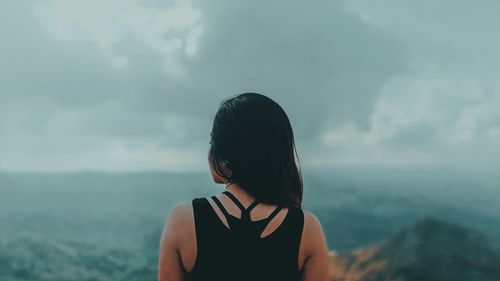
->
[34,0,202,77]
[313,0,500,169]
[1,0,498,172]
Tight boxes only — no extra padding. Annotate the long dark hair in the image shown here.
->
[208,93,303,208]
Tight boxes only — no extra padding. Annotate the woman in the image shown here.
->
[158,93,330,281]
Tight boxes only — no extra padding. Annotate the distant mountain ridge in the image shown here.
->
[2,217,499,280]
[329,217,500,281]
[1,172,499,280]
[0,234,156,281]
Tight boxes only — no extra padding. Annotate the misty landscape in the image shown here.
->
[1,167,499,281]
[2,0,500,280]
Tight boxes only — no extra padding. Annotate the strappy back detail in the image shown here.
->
[211,191,283,223]
[263,205,283,225]
[222,190,259,214]
[188,197,304,281]
[210,192,284,238]
[211,195,231,220]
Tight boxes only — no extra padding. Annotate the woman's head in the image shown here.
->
[208,93,303,208]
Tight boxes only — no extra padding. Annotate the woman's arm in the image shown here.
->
[301,211,330,281]
[158,202,192,281]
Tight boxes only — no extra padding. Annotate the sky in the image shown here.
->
[0,0,499,173]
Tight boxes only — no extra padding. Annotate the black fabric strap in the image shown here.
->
[246,200,260,213]
[264,206,283,224]
[255,207,285,238]
[211,196,231,222]
[222,191,246,211]
[222,191,260,222]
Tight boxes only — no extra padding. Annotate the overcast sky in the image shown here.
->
[0,0,498,173]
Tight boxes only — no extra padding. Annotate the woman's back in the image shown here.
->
[186,191,304,281]
[158,185,330,281]
[158,93,330,281]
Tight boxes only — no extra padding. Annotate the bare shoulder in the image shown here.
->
[303,210,323,232]
[299,210,330,280]
[160,200,194,245]
[302,210,327,245]
[168,201,193,221]
[158,200,197,279]
[299,210,329,264]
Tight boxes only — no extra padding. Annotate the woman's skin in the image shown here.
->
[158,160,331,281]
